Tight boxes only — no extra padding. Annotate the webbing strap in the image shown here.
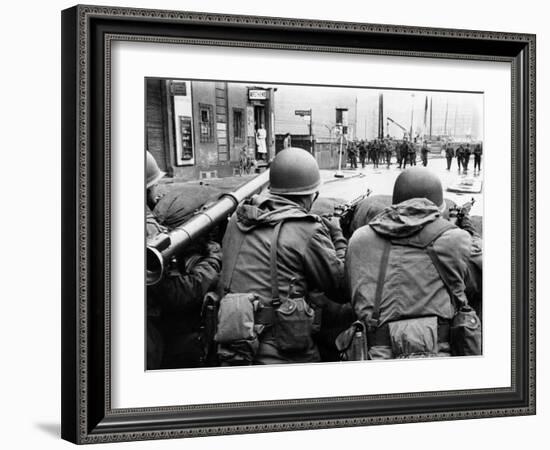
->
[269,221,284,302]
[221,223,247,294]
[425,244,467,309]
[371,239,391,325]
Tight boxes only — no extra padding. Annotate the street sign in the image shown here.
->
[170,81,187,96]
[295,109,311,116]
[248,89,268,100]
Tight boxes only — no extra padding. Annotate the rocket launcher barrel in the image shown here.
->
[147,170,270,285]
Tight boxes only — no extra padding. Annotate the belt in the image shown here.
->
[367,321,450,347]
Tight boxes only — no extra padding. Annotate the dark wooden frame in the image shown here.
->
[61,4,536,444]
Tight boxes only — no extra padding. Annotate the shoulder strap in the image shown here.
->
[221,222,247,294]
[270,221,284,303]
[370,238,391,327]
[426,243,467,309]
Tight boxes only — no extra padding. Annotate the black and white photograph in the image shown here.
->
[145,78,483,370]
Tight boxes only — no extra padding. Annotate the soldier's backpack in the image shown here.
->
[215,219,315,364]
[365,218,482,359]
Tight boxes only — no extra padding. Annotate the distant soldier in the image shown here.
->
[384,140,392,168]
[420,141,429,167]
[347,142,358,169]
[372,139,383,169]
[408,140,417,166]
[402,139,412,168]
[463,144,472,172]
[474,143,483,173]
[456,145,465,172]
[445,144,455,170]
[359,140,367,168]
[216,148,347,365]
[397,139,407,169]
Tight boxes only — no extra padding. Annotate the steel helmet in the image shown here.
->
[146,151,165,189]
[392,167,444,210]
[269,147,321,195]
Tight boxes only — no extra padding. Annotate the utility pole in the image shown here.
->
[354,96,358,141]
[429,97,433,139]
[409,93,415,140]
[378,93,384,139]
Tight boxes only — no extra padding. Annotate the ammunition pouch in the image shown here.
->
[274,297,315,353]
[450,305,482,356]
[215,293,262,365]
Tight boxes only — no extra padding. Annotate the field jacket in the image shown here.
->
[346,198,481,327]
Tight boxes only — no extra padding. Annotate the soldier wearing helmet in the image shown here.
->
[146,150,167,238]
[145,151,222,369]
[217,148,347,365]
[345,167,482,359]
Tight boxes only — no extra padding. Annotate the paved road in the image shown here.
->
[319,157,483,217]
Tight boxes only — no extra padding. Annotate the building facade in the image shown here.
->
[146,79,276,181]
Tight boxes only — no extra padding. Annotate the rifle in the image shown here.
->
[323,189,371,234]
[147,171,270,285]
[448,197,476,225]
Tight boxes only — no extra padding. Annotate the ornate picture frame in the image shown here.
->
[61,5,536,444]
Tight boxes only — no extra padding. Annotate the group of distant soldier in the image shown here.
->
[444,142,483,174]
[346,138,425,170]
[347,139,394,169]
[346,139,483,174]
[145,147,483,369]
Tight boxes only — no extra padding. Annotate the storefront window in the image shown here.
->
[233,108,244,142]
[199,104,214,143]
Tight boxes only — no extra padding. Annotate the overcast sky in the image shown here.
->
[269,83,483,141]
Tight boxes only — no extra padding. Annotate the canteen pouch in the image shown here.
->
[335,321,368,361]
[387,316,439,358]
[450,306,482,356]
[215,293,259,343]
[274,297,315,352]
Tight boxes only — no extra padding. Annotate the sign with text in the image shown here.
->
[248,89,268,100]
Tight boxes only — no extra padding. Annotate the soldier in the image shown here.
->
[395,140,404,169]
[371,139,380,169]
[348,142,358,169]
[384,140,392,168]
[359,140,367,168]
[367,140,374,166]
[408,139,417,166]
[420,141,429,167]
[474,143,483,173]
[145,151,222,369]
[402,138,411,168]
[216,148,347,365]
[346,167,482,359]
[463,143,472,172]
[445,144,455,170]
[456,144,464,172]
